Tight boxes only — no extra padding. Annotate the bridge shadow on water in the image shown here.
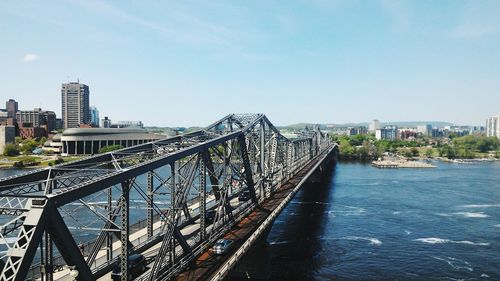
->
[227,163,337,281]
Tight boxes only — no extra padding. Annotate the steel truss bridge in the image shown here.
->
[0,114,336,281]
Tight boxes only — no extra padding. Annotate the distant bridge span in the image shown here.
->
[0,114,337,281]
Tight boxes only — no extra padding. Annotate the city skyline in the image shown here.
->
[1,1,499,126]
[1,94,491,128]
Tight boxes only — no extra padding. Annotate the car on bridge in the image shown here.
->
[212,238,234,255]
[238,189,251,201]
[204,209,216,224]
[111,254,147,280]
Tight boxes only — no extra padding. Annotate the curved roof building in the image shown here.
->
[60,128,164,155]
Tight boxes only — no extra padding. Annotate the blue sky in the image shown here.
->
[1,0,499,126]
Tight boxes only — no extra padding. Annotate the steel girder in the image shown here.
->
[0,114,333,281]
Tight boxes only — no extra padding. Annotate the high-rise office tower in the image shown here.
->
[5,99,18,119]
[90,106,99,127]
[61,82,90,129]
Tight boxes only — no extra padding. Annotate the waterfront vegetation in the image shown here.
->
[2,137,47,157]
[332,134,500,160]
[98,144,124,154]
[1,137,82,169]
[0,155,81,169]
[1,138,126,170]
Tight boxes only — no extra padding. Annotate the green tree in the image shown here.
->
[3,143,20,156]
[402,149,413,158]
[453,135,500,153]
[99,145,124,154]
[439,145,456,159]
[339,139,356,158]
[456,147,474,159]
[38,137,47,145]
[425,148,433,158]
[20,140,38,154]
[376,140,391,154]
[363,140,378,159]
[357,145,369,160]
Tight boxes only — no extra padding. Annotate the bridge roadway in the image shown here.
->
[51,191,256,280]
[93,196,256,281]
[176,144,337,281]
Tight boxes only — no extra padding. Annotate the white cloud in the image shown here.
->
[450,24,497,39]
[22,53,39,62]
[70,0,244,47]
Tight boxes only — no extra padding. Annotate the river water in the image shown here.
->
[228,161,500,280]
[1,161,500,280]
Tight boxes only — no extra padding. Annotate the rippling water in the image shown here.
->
[229,161,500,280]
[0,168,23,179]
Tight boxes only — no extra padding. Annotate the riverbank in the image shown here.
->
[0,155,82,169]
[433,157,499,164]
[340,153,499,164]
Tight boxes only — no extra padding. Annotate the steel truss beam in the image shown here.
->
[0,114,334,281]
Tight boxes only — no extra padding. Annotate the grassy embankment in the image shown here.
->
[0,155,82,169]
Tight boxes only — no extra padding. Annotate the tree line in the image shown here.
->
[331,134,500,160]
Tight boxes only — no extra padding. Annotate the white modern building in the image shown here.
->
[417,124,432,137]
[42,134,63,154]
[115,121,144,128]
[486,115,500,138]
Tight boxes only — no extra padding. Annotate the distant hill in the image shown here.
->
[281,121,457,130]
[277,123,316,130]
[379,121,455,128]
[322,123,369,128]
[145,126,203,136]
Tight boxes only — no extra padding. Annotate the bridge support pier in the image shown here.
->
[307,150,337,183]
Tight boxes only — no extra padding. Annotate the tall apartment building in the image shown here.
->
[61,82,90,129]
[5,99,18,119]
[369,119,381,132]
[486,115,500,138]
[376,125,398,140]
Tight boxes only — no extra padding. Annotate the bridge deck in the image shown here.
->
[175,148,332,281]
